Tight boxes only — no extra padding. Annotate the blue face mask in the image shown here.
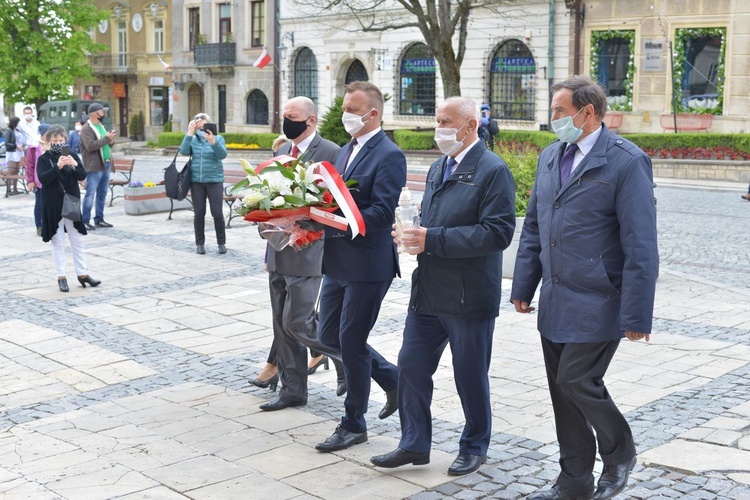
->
[551,107,586,144]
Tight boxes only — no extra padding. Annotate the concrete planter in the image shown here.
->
[502,216,524,279]
[124,186,191,215]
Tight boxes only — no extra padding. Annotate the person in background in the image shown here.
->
[512,76,658,500]
[478,103,499,152]
[80,103,116,230]
[178,113,228,255]
[18,106,41,149]
[37,125,101,292]
[741,182,750,201]
[25,123,51,236]
[68,119,85,155]
[271,134,290,155]
[3,117,25,196]
[255,96,341,411]
[371,97,516,476]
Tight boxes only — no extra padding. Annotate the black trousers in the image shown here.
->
[191,182,225,246]
[541,336,636,493]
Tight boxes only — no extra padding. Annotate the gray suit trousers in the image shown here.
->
[268,271,323,401]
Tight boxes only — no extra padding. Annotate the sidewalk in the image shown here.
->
[0,168,748,498]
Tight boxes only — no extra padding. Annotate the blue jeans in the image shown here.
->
[82,169,110,223]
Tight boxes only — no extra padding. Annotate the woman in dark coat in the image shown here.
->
[37,125,101,292]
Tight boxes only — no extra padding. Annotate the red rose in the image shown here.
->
[323,191,333,204]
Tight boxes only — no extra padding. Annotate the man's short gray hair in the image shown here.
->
[443,97,480,121]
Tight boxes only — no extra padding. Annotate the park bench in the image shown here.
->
[659,113,713,132]
[108,158,135,206]
[603,112,623,133]
[0,165,28,197]
[405,172,429,193]
[167,168,249,228]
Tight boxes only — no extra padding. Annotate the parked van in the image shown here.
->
[38,100,113,132]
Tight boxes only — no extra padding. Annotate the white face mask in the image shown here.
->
[341,109,373,136]
[551,107,586,144]
[434,122,469,156]
[75,125,82,132]
[24,115,33,122]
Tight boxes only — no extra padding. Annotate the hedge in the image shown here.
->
[622,133,750,154]
[393,130,436,150]
[496,130,558,150]
[157,132,278,149]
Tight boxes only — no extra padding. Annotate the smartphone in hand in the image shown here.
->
[202,123,218,136]
[61,145,70,156]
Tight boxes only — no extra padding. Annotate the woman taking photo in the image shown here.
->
[178,113,228,255]
[37,125,101,292]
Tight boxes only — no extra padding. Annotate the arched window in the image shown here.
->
[246,89,268,125]
[345,60,368,83]
[399,43,435,116]
[294,47,318,105]
[489,40,535,121]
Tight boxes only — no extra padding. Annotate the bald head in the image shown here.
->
[283,96,318,143]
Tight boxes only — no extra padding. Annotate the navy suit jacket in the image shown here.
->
[323,129,407,282]
[266,133,341,277]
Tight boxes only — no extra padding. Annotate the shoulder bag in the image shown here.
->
[164,150,192,200]
[57,178,81,222]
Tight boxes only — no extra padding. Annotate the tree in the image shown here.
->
[0,0,106,111]
[299,0,518,97]
[318,96,349,146]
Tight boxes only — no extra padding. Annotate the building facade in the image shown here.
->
[75,1,174,140]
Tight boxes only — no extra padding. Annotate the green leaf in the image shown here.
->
[229,178,250,193]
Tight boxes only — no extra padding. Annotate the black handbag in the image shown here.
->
[58,179,81,222]
[164,151,192,200]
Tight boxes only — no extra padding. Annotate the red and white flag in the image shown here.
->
[253,47,271,69]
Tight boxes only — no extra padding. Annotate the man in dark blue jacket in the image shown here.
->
[512,76,658,500]
[370,97,516,476]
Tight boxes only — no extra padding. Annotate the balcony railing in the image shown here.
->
[90,54,137,75]
[194,43,236,67]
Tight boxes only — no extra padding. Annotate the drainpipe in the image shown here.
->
[547,0,555,128]
[273,0,281,133]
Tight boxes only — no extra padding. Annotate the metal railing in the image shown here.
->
[90,54,138,75]
[194,43,236,67]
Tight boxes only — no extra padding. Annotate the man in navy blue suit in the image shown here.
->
[315,81,406,453]
[370,97,516,475]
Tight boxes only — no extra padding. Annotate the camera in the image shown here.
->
[202,123,218,135]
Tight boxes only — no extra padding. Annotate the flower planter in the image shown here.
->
[124,185,191,215]
[502,216,524,279]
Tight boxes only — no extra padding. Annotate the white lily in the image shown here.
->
[242,191,268,208]
[271,196,286,208]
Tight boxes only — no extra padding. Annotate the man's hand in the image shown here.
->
[511,299,536,314]
[625,331,650,342]
[402,227,427,255]
[106,131,117,143]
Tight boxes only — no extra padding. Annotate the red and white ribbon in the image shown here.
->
[313,161,366,238]
[255,155,296,173]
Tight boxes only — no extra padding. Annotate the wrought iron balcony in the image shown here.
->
[90,54,137,75]
[194,43,236,67]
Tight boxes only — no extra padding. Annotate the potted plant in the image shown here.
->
[128,114,138,141]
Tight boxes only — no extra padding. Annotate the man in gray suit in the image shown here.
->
[258,96,341,411]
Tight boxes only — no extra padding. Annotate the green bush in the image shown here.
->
[393,130,436,150]
[498,147,538,217]
[163,114,173,132]
[624,133,750,153]
[156,132,277,149]
[496,130,557,150]
[318,96,349,146]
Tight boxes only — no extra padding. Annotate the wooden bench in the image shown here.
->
[108,158,135,206]
[603,113,623,132]
[659,113,713,132]
[0,165,28,197]
[405,172,428,193]
[167,169,249,228]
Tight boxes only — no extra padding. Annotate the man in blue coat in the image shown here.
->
[371,97,516,476]
[511,76,658,500]
[315,81,406,452]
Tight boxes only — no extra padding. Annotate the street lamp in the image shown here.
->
[278,32,295,59]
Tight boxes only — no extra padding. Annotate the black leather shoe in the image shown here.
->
[336,377,347,397]
[528,484,594,500]
[84,222,96,231]
[58,278,69,293]
[78,275,101,288]
[218,244,227,254]
[379,389,398,419]
[592,456,636,499]
[315,425,367,452]
[196,245,206,255]
[371,448,430,468]
[447,453,487,476]
[95,220,113,228]
[259,396,306,411]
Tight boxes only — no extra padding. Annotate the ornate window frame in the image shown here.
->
[590,29,635,112]
[673,27,726,115]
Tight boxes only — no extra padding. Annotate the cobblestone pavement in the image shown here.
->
[0,159,748,499]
